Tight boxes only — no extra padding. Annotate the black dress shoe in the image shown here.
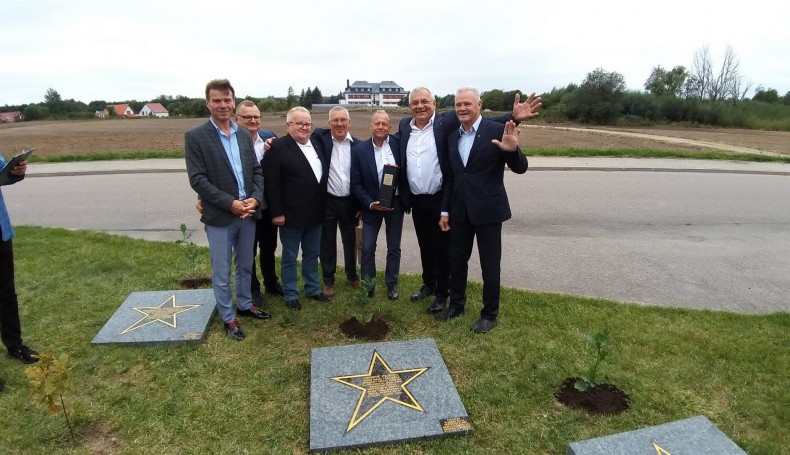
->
[427,296,447,314]
[265,283,284,296]
[472,318,497,333]
[308,293,331,303]
[285,299,301,311]
[237,305,271,320]
[387,285,399,301]
[435,307,464,321]
[410,284,435,301]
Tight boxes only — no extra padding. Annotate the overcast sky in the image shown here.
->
[1,0,788,106]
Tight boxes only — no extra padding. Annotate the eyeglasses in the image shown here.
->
[288,122,312,129]
[238,115,261,121]
[329,118,349,125]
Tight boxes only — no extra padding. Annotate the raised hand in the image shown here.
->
[512,92,542,122]
[491,121,521,152]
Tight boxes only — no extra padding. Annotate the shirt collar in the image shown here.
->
[209,117,238,134]
[332,132,353,144]
[459,115,482,135]
[373,135,390,149]
[410,112,435,131]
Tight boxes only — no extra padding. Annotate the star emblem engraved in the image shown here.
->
[120,295,200,335]
[331,350,429,432]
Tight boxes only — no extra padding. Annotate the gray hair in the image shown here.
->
[327,106,349,120]
[286,106,311,122]
[408,87,433,103]
[455,87,480,102]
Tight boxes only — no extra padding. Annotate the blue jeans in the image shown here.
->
[205,218,256,323]
[279,224,322,301]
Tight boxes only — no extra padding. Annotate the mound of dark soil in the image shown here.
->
[555,377,630,415]
[339,314,391,341]
[178,276,212,289]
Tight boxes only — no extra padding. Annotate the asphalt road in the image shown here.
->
[5,165,790,314]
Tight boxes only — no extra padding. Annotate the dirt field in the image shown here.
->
[1,112,788,158]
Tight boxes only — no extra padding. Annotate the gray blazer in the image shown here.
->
[185,120,264,226]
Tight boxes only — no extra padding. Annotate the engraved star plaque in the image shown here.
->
[92,290,216,345]
[332,350,428,431]
[309,339,473,452]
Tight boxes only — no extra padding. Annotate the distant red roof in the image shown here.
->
[112,104,130,116]
[144,102,168,113]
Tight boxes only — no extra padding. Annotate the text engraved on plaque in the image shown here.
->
[331,350,429,432]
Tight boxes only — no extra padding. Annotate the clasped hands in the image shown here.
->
[231,198,259,219]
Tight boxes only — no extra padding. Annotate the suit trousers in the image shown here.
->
[320,195,359,285]
[410,192,450,297]
[205,218,257,323]
[448,218,503,320]
[279,223,322,301]
[251,208,279,293]
[0,233,24,352]
[361,199,404,289]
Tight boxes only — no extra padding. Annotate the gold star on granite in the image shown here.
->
[331,350,429,432]
[120,295,200,335]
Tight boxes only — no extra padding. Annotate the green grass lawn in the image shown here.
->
[1,227,787,454]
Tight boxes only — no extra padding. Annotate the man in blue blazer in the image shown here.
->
[185,79,270,341]
[398,87,542,315]
[311,106,362,297]
[262,107,330,310]
[351,111,408,300]
[437,87,530,334]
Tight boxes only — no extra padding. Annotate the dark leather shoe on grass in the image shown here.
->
[410,284,435,301]
[285,299,301,311]
[387,284,399,301]
[265,283,284,296]
[472,318,497,334]
[435,307,464,322]
[225,320,245,341]
[7,345,39,364]
[308,293,331,303]
[427,297,447,314]
[238,305,271,320]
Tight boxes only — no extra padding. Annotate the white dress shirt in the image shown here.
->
[327,133,352,197]
[406,112,443,195]
[297,140,323,183]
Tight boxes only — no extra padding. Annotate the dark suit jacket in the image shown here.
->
[311,128,361,164]
[351,135,407,223]
[262,134,328,228]
[442,117,528,225]
[185,120,263,227]
[259,130,276,141]
[397,111,512,204]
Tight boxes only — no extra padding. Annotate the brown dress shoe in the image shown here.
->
[323,285,336,297]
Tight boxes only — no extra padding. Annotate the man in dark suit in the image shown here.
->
[262,106,330,310]
[437,87,530,334]
[234,100,283,304]
[312,106,362,297]
[398,86,542,314]
[185,79,270,341]
[351,111,408,300]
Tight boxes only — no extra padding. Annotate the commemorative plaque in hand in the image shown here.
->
[378,164,400,209]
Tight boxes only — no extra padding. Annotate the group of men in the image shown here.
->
[185,79,540,340]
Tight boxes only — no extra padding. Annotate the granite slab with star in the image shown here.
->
[309,338,472,452]
[92,289,216,345]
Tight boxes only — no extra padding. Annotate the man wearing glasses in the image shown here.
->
[262,107,329,311]
[311,107,362,297]
[234,100,283,305]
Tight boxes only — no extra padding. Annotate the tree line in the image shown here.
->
[2,46,788,130]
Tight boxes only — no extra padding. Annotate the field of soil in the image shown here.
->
[1,112,788,158]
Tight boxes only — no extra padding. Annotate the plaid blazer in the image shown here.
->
[185,120,264,226]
